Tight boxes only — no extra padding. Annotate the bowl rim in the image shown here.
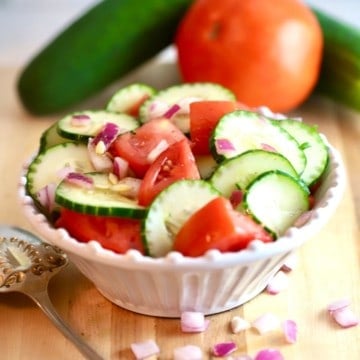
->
[19,140,346,270]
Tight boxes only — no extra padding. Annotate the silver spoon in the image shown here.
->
[0,225,103,360]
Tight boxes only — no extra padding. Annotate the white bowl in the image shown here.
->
[19,141,345,318]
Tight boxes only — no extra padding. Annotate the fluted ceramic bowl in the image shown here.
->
[19,140,345,318]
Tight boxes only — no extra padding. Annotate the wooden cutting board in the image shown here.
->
[0,67,359,360]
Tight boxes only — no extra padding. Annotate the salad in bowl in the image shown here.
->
[20,82,345,317]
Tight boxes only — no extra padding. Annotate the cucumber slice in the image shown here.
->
[143,179,220,257]
[39,121,70,152]
[139,82,236,132]
[211,110,306,175]
[55,173,145,218]
[275,119,329,186]
[57,110,139,142]
[107,83,157,114]
[243,170,310,238]
[210,149,298,197]
[26,142,94,204]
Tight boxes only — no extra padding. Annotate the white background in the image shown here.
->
[0,0,359,66]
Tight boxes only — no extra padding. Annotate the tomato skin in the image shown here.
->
[190,100,248,155]
[173,197,273,257]
[175,0,323,112]
[138,139,200,206]
[55,208,145,254]
[109,118,187,177]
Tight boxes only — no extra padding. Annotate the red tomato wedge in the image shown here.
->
[189,100,248,155]
[138,139,200,206]
[173,197,273,257]
[110,118,187,177]
[55,208,145,254]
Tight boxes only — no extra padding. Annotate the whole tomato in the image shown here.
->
[175,0,323,112]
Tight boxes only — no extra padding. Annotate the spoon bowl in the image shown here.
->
[0,225,103,360]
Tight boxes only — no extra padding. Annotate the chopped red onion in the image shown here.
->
[330,307,359,328]
[173,345,203,360]
[252,313,280,335]
[266,270,289,295]
[215,138,236,155]
[147,100,170,120]
[254,349,284,360]
[260,143,277,152]
[256,106,275,117]
[282,319,298,344]
[230,316,251,334]
[36,187,49,209]
[256,106,287,120]
[130,339,160,360]
[111,177,141,199]
[64,172,94,189]
[36,183,56,213]
[162,103,181,119]
[71,114,91,127]
[327,299,359,328]
[211,341,237,357]
[91,122,119,152]
[147,139,169,163]
[180,311,209,333]
[113,156,129,180]
[56,165,75,180]
[230,189,243,208]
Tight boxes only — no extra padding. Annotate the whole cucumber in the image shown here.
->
[17,0,192,115]
[312,8,360,111]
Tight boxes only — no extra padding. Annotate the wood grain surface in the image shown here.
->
[0,67,359,360]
